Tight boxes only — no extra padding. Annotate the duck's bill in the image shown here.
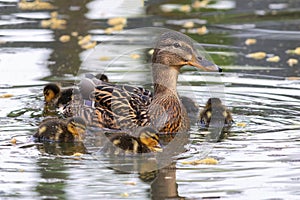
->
[188,56,222,72]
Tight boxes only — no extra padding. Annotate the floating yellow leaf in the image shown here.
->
[182,157,218,165]
[197,26,207,35]
[236,122,247,127]
[245,38,257,46]
[59,35,70,43]
[123,181,136,186]
[183,21,194,28]
[286,77,300,80]
[99,56,111,61]
[41,12,67,30]
[266,56,280,62]
[120,192,129,197]
[295,47,300,55]
[130,54,140,59]
[286,47,300,55]
[107,17,127,26]
[104,27,114,35]
[0,94,13,98]
[192,0,210,9]
[112,24,124,31]
[246,52,267,60]
[81,41,97,49]
[78,35,91,46]
[73,152,83,157]
[180,5,191,12]
[71,32,78,37]
[18,0,56,10]
[287,58,298,67]
[10,137,17,144]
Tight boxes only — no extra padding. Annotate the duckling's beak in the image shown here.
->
[152,145,163,152]
[187,56,222,72]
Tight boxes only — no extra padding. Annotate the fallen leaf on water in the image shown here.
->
[99,56,111,61]
[0,94,13,98]
[197,26,207,35]
[245,38,257,46]
[183,21,194,28]
[120,192,129,197]
[71,32,78,37]
[286,77,300,80]
[236,122,247,127]
[18,0,56,10]
[246,52,267,60]
[107,17,127,26]
[104,27,114,35]
[81,41,97,49]
[130,54,140,59]
[10,137,17,144]
[192,0,210,9]
[112,24,124,31]
[123,181,136,186]
[73,152,83,157]
[266,56,280,62]
[59,35,71,43]
[182,157,218,165]
[78,35,91,46]
[287,58,298,67]
[180,5,191,13]
[286,47,300,55]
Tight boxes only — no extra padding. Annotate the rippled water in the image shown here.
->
[1,0,300,199]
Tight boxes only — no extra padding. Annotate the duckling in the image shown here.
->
[199,97,233,127]
[72,30,221,133]
[43,83,80,108]
[33,116,87,142]
[102,126,162,154]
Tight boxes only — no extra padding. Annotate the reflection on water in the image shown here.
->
[1,0,300,199]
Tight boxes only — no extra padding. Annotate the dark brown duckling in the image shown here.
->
[43,83,80,108]
[102,126,162,154]
[33,116,87,142]
[199,97,233,127]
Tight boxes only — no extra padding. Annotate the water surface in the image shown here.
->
[1,0,300,199]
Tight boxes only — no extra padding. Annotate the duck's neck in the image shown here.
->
[152,63,180,96]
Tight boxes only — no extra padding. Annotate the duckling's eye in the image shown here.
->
[173,42,181,48]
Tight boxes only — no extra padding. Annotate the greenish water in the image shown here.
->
[1,0,300,199]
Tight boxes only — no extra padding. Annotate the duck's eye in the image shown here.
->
[173,42,181,48]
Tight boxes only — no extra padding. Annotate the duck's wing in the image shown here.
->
[91,83,152,130]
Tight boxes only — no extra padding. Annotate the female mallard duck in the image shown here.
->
[199,97,233,127]
[102,126,162,154]
[33,116,87,142]
[72,31,221,133]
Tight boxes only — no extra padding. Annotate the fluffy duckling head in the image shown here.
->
[43,83,61,103]
[66,117,87,142]
[138,127,162,152]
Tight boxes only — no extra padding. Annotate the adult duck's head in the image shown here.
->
[152,31,221,72]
